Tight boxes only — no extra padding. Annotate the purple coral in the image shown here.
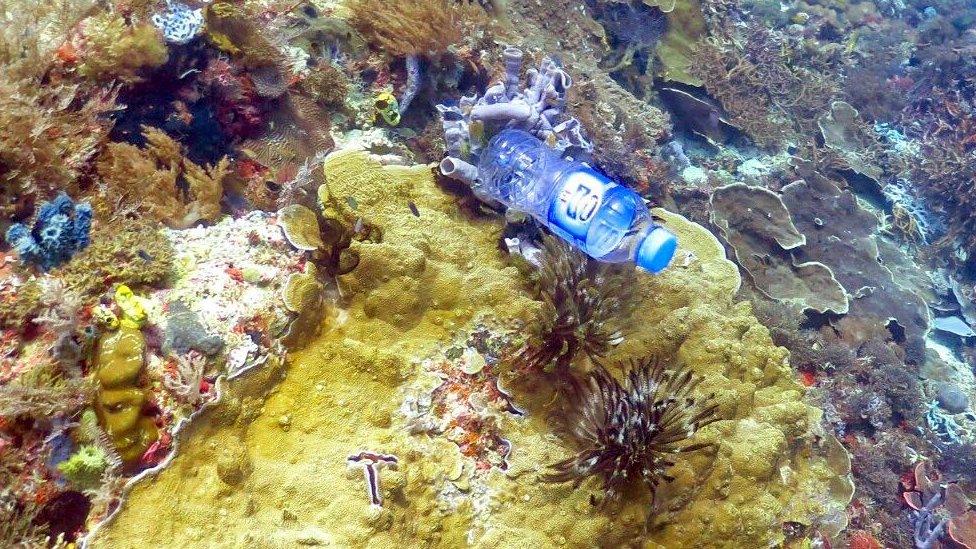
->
[437,48,592,162]
[436,48,594,188]
[912,492,948,549]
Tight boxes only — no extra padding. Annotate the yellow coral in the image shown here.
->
[114,285,148,329]
[89,153,844,548]
[281,263,326,349]
[655,0,707,86]
[278,204,325,251]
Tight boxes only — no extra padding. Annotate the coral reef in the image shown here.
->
[86,152,845,548]
[690,25,840,147]
[4,0,974,545]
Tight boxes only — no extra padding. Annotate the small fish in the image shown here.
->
[408,201,420,217]
[345,196,359,210]
[354,217,364,234]
[137,250,153,261]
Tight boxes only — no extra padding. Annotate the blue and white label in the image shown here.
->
[548,169,613,240]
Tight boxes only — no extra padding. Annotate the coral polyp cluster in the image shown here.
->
[545,357,719,523]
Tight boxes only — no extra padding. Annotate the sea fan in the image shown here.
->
[514,235,634,372]
[545,357,719,525]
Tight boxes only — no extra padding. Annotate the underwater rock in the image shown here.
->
[153,212,300,378]
[163,300,225,357]
[710,183,849,315]
[936,383,970,414]
[933,315,976,338]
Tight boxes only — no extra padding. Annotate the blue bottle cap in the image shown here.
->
[635,226,678,274]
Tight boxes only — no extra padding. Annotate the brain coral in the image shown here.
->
[86,152,846,548]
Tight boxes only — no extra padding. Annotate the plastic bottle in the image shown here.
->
[462,129,678,273]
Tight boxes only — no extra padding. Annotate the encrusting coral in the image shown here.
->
[88,152,849,548]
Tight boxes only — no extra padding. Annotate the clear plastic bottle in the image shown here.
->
[474,129,677,274]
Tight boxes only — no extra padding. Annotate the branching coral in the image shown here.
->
[0,277,42,331]
[96,126,229,228]
[0,77,117,224]
[0,476,46,548]
[32,277,84,374]
[163,353,206,406]
[544,357,719,527]
[346,0,461,56]
[512,235,635,373]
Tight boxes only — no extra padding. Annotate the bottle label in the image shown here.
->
[549,169,612,240]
